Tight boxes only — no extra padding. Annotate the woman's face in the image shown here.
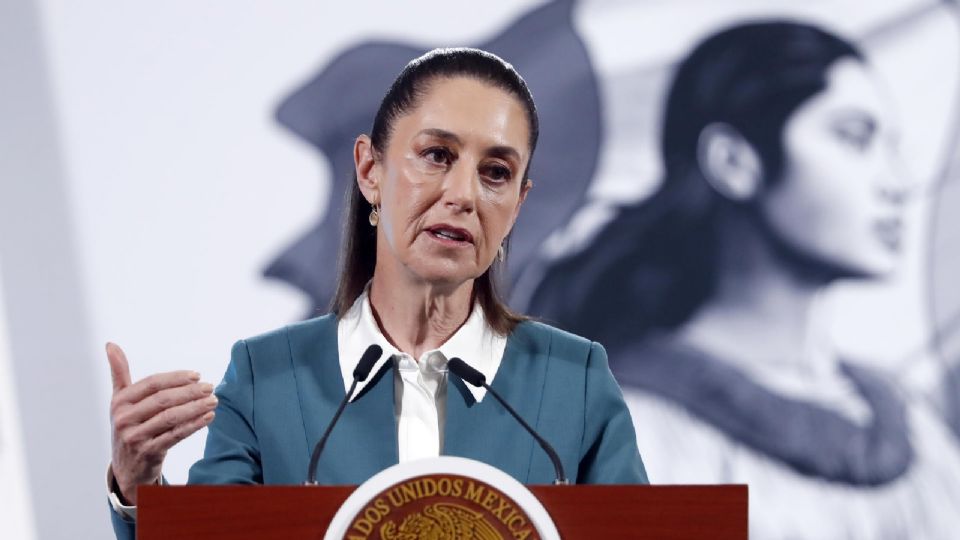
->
[363,76,531,288]
[758,58,907,279]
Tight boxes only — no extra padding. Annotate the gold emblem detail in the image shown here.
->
[380,502,504,540]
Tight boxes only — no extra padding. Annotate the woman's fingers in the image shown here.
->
[112,370,201,408]
[106,342,133,392]
[143,410,216,457]
[123,394,219,444]
[114,382,214,426]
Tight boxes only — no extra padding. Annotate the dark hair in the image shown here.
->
[331,47,539,335]
[529,21,864,347]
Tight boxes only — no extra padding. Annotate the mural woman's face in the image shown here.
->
[758,58,907,278]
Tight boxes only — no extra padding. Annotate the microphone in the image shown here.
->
[305,344,383,485]
[447,357,569,485]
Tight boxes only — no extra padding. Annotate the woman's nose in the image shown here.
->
[879,176,909,205]
[878,154,913,206]
[442,162,477,212]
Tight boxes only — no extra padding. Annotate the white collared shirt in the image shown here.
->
[337,289,507,462]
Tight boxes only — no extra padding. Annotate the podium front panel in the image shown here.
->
[138,484,747,539]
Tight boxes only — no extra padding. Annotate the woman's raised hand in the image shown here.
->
[106,342,217,504]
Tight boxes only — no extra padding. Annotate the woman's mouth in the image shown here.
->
[425,225,473,246]
[874,218,902,252]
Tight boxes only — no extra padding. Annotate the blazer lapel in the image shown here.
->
[290,318,398,484]
[443,323,549,483]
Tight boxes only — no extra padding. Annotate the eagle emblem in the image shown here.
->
[380,502,504,540]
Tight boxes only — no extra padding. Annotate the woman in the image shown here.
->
[105,48,647,539]
[528,21,960,539]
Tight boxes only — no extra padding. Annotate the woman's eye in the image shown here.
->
[482,164,513,182]
[423,147,453,165]
[833,127,872,152]
[832,120,875,152]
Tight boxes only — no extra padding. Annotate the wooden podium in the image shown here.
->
[138,484,747,539]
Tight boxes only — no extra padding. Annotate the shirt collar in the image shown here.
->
[336,288,505,403]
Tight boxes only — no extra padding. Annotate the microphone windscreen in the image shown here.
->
[353,344,383,381]
[448,357,487,387]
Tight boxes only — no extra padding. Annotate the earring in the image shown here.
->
[368,205,380,227]
[497,244,505,262]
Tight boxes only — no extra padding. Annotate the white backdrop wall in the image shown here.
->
[0,261,36,540]
[2,1,957,538]
[2,1,107,539]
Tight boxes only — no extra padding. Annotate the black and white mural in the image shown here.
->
[266,1,960,537]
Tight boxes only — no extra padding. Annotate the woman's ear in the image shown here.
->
[354,134,380,204]
[697,123,763,202]
[518,178,532,209]
[506,179,533,232]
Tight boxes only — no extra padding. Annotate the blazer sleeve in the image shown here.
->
[188,339,263,484]
[577,341,650,484]
[108,501,135,540]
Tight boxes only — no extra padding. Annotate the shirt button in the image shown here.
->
[396,355,416,371]
[425,353,447,372]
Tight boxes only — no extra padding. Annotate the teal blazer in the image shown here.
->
[111,316,647,539]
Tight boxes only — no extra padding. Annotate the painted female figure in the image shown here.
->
[529,21,960,539]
